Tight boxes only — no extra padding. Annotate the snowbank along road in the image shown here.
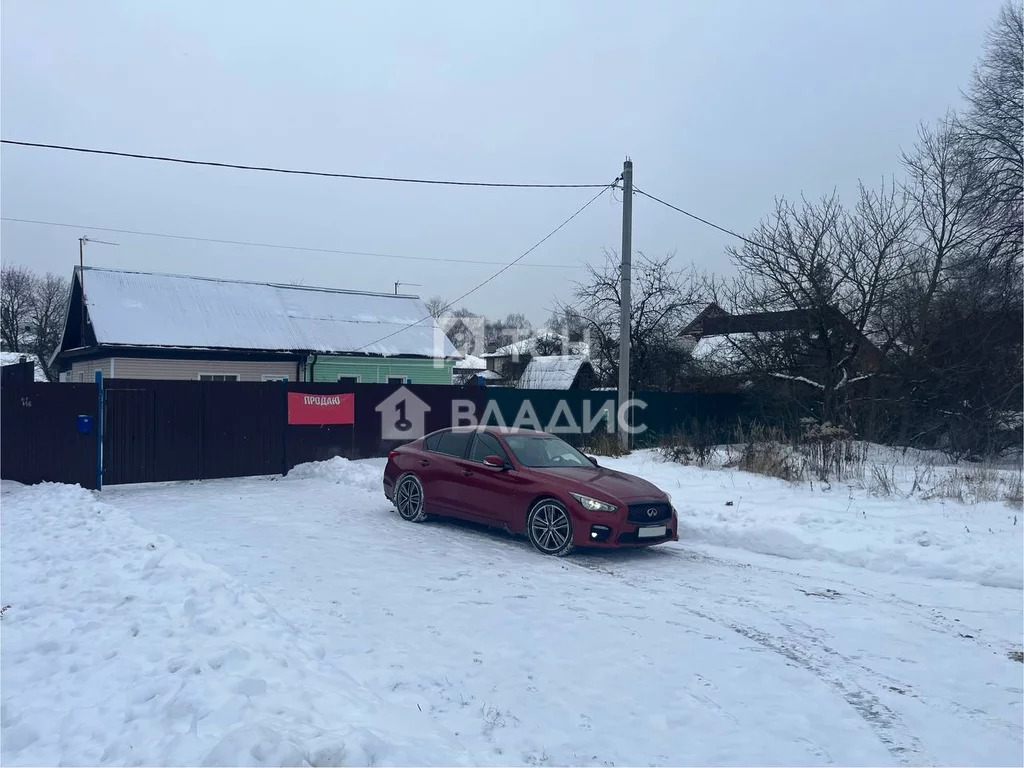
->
[2,451,1021,766]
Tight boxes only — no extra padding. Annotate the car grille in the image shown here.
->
[627,502,672,524]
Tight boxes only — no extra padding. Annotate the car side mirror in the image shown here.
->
[587,455,599,466]
[483,454,507,469]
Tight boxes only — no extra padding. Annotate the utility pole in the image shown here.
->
[617,158,633,450]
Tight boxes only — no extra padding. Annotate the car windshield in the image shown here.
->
[503,434,592,468]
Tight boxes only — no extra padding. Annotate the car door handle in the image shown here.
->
[461,469,473,477]
[419,459,430,467]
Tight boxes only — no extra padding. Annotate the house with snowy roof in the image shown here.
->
[52,267,459,384]
[481,330,589,383]
[679,302,885,383]
[517,355,596,390]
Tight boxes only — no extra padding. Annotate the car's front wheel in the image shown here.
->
[527,499,575,556]
[395,473,427,523]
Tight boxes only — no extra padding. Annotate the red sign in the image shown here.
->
[288,392,355,425]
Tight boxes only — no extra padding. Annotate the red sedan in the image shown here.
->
[383,426,678,556]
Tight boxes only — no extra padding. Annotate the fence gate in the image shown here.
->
[103,380,204,485]
[103,386,154,485]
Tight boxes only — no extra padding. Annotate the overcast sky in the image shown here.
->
[1,0,1004,325]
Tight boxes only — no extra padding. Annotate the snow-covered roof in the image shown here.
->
[518,355,590,390]
[483,330,587,359]
[0,352,47,381]
[453,353,487,370]
[77,267,457,358]
[689,334,753,372]
[452,367,503,385]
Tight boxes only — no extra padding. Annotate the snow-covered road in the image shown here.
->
[96,456,1022,766]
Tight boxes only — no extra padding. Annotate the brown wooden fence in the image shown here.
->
[1,379,751,489]
[1,382,99,489]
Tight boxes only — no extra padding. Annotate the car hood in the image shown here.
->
[526,465,668,503]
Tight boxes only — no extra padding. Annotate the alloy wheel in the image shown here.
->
[528,500,574,556]
[395,474,427,522]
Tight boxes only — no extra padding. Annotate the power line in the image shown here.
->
[634,186,768,251]
[0,140,609,189]
[355,182,615,352]
[0,216,587,269]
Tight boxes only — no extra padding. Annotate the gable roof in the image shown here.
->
[69,267,457,358]
[517,355,591,390]
[453,353,487,370]
[483,330,588,359]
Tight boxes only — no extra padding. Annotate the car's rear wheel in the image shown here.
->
[527,499,575,556]
[395,473,427,522]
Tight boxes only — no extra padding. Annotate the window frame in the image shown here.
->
[197,373,240,382]
[336,374,361,383]
[423,430,446,452]
[434,429,474,459]
[261,374,289,382]
[468,431,510,465]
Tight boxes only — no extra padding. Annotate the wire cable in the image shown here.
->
[0,216,586,269]
[354,182,615,352]
[634,186,769,251]
[0,140,610,189]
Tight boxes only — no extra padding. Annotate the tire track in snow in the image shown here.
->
[567,552,931,765]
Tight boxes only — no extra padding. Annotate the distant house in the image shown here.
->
[451,353,499,385]
[518,355,596,390]
[52,267,458,383]
[482,330,588,382]
[680,303,886,383]
[0,352,48,382]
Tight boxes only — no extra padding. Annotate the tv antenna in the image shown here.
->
[394,280,421,295]
[78,235,119,334]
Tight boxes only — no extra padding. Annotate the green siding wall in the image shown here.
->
[307,356,454,384]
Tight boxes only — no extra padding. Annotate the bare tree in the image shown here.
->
[959,0,1023,279]
[1,265,36,353]
[29,273,70,381]
[561,251,703,390]
[484,312,533,351]
[721,185,913,426]
[901,118,989,351]
[424,295,447,319]
[546,306,586,342]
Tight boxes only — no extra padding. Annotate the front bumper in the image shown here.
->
[570,503,679,548]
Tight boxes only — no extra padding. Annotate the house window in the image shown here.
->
[337,374,360,383]
[387,376,408,384]
[198,373,239,382]
[261,374,289,382]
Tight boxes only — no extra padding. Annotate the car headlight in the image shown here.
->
[569,492,618,513]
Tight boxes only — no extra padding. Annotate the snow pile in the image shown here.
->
[287,456,383,494]
[601,451,1024,589]
[0,482,468,767]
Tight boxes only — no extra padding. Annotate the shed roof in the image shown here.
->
[75,267,457,358]
[517,355,590,390]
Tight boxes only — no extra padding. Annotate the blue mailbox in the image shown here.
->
[77,414,93,435]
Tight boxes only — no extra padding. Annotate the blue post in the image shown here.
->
[95,370,104,490]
